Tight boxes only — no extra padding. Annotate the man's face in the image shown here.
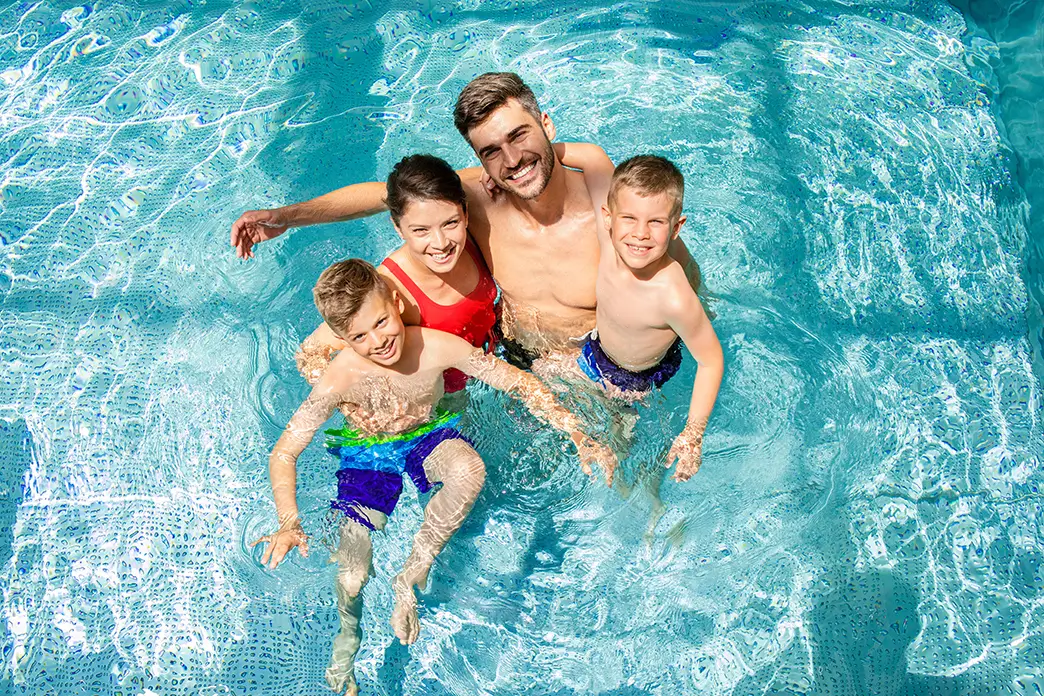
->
[467,99,556,200]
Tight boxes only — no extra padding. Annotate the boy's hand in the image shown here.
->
[251,517,309,569]
[573,432,617,486]
[665,421,706,482]
[230,208,290,259]
[479,169,503,199]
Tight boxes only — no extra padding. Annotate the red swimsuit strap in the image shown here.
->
[380,256,429,310]
[380,238,494,316]
[461,237,497,303]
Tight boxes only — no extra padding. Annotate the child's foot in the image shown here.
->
[391,574,422,645]
[643,498,667,545]
[325,665,358,696]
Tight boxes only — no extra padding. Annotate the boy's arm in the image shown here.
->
[296,322,347,385]
[551,143,699,289]
[664,280,724,482]
[555,142,615,195]
[555,142,615,242]
[251,373,347,568]
[668,237,702,293]
[442,338,616,484]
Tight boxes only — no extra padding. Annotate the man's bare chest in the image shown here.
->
[485,216,599,278]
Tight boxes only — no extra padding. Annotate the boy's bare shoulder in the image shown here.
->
[658,258,703,316]
[415,327,476,364]
[416,326,472,348]
[317,348,370,393]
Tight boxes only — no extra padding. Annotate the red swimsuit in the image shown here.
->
[381,238,498,393]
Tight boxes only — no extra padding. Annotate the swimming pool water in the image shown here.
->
[1,1,1042,694]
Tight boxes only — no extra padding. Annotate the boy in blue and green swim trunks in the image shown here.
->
[252,258,615,696]
[325,409,469,531]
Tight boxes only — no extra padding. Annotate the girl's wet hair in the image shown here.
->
[385,154,467,223]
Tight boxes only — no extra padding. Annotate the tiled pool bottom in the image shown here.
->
[1,0,1042,694]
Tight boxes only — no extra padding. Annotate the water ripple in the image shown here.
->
[1,1,1041,694]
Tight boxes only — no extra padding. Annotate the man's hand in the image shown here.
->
[230,209,290,259]
[665,421,706,482]
[574,432,617,486]
[251,516,309,569]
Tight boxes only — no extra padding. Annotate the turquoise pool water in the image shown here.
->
[1,1,1042,694]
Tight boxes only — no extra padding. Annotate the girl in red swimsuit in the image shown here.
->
[297,155,498,394]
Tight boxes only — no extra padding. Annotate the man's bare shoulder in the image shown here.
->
[458,168,501,213]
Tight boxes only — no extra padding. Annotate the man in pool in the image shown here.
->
[230,72,699,366]
[253,258,615,695]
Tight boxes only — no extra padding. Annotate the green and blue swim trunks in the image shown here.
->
[325,410,470,531]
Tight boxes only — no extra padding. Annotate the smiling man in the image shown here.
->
[230,72,696,365]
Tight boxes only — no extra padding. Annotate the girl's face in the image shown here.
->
[393,198,468,274]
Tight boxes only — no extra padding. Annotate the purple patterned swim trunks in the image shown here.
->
[577,333,683,393]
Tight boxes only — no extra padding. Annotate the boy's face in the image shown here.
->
[468,99,557,201]
[603,186,685,272]
[393,198,469,274]
[340,289,406,366]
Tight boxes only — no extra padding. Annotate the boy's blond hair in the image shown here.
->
[608,155,684,220]
[313,259,391,335]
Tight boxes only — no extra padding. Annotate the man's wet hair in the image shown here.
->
[385,154,467,224]
[608,155,685,220]
[454,72,542,141]
[313,259,392,335]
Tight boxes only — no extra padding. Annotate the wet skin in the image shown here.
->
[461,101,600,352]
[253,287,616,692]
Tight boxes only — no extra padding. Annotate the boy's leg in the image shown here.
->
[391,438,486,645]
[326,511,386,696]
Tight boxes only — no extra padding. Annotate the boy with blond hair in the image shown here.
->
[549,151,724,481]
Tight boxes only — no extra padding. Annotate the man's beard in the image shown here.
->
[497,138,556,200]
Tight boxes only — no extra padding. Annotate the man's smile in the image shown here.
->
[506,160,537,182]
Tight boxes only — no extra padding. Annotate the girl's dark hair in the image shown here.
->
[385,154,467,223]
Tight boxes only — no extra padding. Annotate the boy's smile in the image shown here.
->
[343,290,406,366]
[604,187,685,275]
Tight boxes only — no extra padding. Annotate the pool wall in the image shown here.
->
[949,0,1044,382]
